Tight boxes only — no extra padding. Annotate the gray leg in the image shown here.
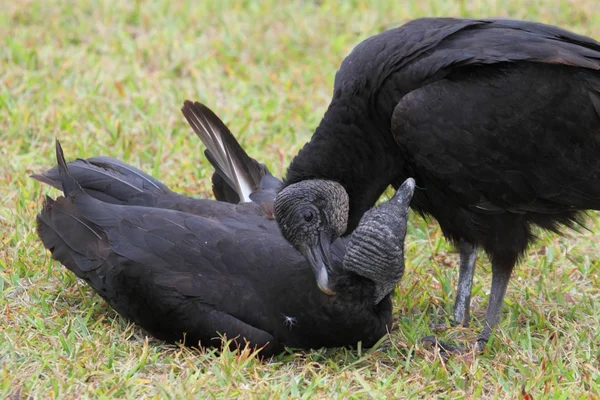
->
[430,240,477,332]
[453,240,478,326]
[423,259,514,355]
[475,260,513,351]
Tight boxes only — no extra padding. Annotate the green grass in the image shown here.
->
[2,0,600,398]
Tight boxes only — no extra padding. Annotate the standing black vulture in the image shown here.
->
[34,103,416,357]
[274,17,600,353]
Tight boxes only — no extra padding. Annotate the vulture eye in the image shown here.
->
[303,210,315,222]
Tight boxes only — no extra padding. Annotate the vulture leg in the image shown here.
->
[423,259,514,355]
[453,240,478,327]
[475,259,513,350]
[430,240,478,332]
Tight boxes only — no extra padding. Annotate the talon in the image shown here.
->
[475,338,487,353]
[421,335,438,350]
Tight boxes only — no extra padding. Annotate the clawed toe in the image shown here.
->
[475,338,487,353]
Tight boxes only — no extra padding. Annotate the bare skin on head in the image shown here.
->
[343,178,415,303]
[274,179,349,295]
[276,177,416,303]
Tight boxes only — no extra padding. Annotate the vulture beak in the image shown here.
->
[302,231,336,296]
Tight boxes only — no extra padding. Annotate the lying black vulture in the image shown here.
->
[34,103,415,357]
[274,17,600,353]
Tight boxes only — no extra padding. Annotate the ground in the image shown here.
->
[1,0,599,398]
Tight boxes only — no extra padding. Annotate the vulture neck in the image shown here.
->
[284,101,403,234]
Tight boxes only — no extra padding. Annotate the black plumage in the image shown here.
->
[34,103,415,357]
[33,102,280,221]
[274,17,600,353]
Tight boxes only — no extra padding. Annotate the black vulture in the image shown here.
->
[34,103,416,357]
[273,17,600,353]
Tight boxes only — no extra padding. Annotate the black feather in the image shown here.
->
[181,100,277,203]
[280,17,600,352]
[35,132,394,357]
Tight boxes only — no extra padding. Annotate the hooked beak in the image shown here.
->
[302,232,336,296]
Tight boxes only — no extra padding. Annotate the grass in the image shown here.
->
[1,0,600,398]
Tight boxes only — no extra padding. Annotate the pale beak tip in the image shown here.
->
[317,282,337,296]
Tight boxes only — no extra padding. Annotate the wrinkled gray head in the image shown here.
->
[274,180,349,295]
[343,178,415,304]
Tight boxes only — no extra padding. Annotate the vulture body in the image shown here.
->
[274,18,600,353]
[34,103,415,357]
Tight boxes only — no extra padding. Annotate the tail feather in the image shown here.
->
[209,168,246,204]
[181,100,276,203]
[36,142,114,283]
[36,197,79,271]
[86,156,169,192]
[31,156,171,204]
[36,196,107,278]
[55,140,83,199]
